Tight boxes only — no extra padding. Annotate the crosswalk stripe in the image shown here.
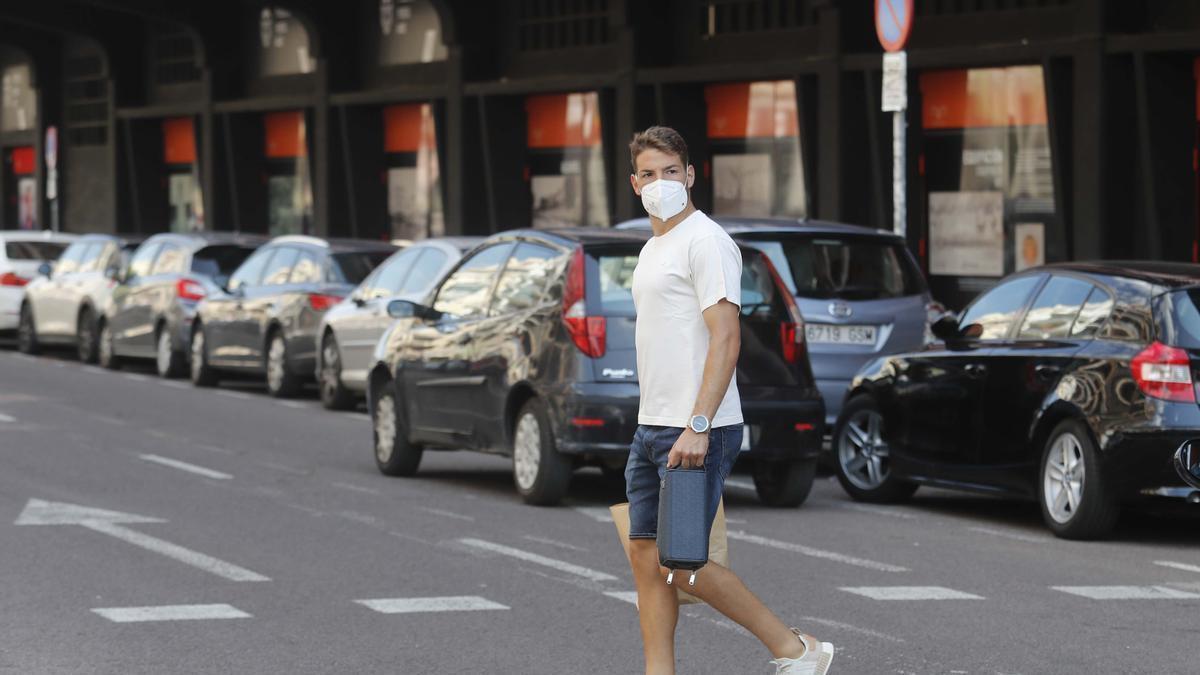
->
[92,604,251,623]
[1154,560,1200,575]
[458,538,618,582]
[604,591,640,605]
[355,596,509,614]
[1051,585,1200,600]
[573,506,613,523]
[139,454,232,480]
[727,531,909,572]
[840,586,984,600]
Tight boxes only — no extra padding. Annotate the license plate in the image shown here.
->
[805,323,877,345]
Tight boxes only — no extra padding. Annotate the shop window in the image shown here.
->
[384,103,444,241]
[516,0,610,51]
[163,117,204,232]
[2,63,35,132]
[378,0,448,65]
[151,24,201,86]
[7,146,36,230]
[525,92,609,229]
[258,7,315,76]
[921,65,1058,283]
[264,111,313,236]
[699,0,816,37]
[704,80,807,218]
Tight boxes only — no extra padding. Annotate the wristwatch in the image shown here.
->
[688,414,711,434]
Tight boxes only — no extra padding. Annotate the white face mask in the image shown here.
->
[639,178,688,221]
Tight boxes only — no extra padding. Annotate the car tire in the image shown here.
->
[76,307,99,363]
[319,333,356,410]
[1038,418,1119,540]
[16,304,38,354]
[155,326,185,379]
[189,324,218,387]
[265,331,300,398]
[512,398,572,506]
[753,458,817,508]
[97,319,121,370]
[373,385,423,476]
[832,395,918,503]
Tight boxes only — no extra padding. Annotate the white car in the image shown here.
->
[1,231,76,335]
[315,237,480,409]
[18,233,143,361]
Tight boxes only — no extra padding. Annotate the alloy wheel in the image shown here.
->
[191,330,205,380]
[321,340,340,401]
[513,412,541,491]
[374,394,397,464]
[267,337,286,393]
[99,323,114,366]
[156,331,173,375]
[838,408,890,490]
[1043,432,1085,524]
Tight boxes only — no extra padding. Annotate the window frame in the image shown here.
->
[486,241,564,318]
[957,272,1047,343]
[431,241,517,320]
[124,242,163,281]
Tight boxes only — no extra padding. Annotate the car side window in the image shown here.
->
[367,248,420,298]
[76,242,108,274]
[125,243,162,280]
[958,275,1044,340]
[227,247,274,291]
[53,242,88,276]
[151,245,187,275]
[261,247,300,286]
[398,249,447,296]
[1017,276,1094,340]
[289,250,322,284]
[489,243,561,316]
[432,243,515,319]
[1070,287,1114,338]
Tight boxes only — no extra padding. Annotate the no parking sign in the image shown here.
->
[875,0,913,53]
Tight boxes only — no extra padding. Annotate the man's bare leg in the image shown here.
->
[676,561,807,660]
[629,539,681,675]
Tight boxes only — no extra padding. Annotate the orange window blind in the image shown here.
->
[384,104,437,153]
[264,111,307,158]
[920,66,1048,130]
[163,117,197,165]
[704,81,799,139]
[525,92,602,149]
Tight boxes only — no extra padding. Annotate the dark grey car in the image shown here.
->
[102,232,265,377]
[190,235,395,397]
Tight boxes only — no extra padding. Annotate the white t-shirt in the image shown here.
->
[631,210,743,428]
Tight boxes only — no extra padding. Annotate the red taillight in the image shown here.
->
[1132,341,1195,403]
[571,417,606,428]
[175,278,207,301]
[308,293,343,312]
[562,247,606,358]
[759,255,805,364]
[0,271,28,287]
[795,422,815,432]
[780,322,801,364]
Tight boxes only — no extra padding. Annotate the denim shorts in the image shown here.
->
[624,424,743,540]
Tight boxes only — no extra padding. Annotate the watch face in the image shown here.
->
[690,416,708,433]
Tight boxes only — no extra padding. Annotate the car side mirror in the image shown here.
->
[387,299,440,321]
[1174,440,1200,491]
[930,314,961,341]
[105,264,123,281]
[37,262,52,278]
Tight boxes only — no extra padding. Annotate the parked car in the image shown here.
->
[833,261,1200,539]
[366,228,824,507]
[101,232,265,376]
[189,235,396,396]
[316,237,482,410]
[618,216,938,428]
[18,233,143,361]
[0,230,76,337]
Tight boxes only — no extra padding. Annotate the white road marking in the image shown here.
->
[83,366,106,375]
[573,506,614,523]
[966,526,1046,544]
[1051,585,1200,600]
[139,454,232,480]
[276,400,309,409]
[458,538,618,582]
[797,615,906,644]
[1154,560,1200,575]
[93,604,251,623]
[840,586,983,601]
[158,380,190,389]
[727,530,909,572]
[604,591,640,605]
[217,390,254,401]
[15,499,269,582]
[196,443,235,456]
[419,506,474,522]
[0,412,15,423]
[331,481,380,496]
[834,502,917,520]
[348,413,373,422]
[523,535,588,552]
[356,596,509,614]
[123,373,150,382]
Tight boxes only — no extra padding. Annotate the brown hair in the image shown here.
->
[629,126,689,171]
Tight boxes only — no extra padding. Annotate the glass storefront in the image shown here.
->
[384,102,444,241]
[264,110,313,236]
[7,146,35,229]
[525,92,609,229]
[163,117,204,232]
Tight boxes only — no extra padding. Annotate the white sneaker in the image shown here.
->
[770,628,834,675]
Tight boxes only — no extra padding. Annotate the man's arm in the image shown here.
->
[667,299,741,469]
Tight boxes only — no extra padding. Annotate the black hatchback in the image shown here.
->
[367,228,824,506]
[833,261,1200,539]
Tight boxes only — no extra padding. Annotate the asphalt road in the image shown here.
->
[2,347,1199,674]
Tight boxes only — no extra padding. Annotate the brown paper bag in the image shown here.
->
[610,499,729,606]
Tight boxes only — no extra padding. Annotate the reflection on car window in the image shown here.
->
[151,246,187,275]
[1070,288,1113,338]
[1018,276,1093,339]
[228,248,274,291]
[399,249,447,296]
[959,275,1043,340]
[261,247,300,286]
[433,243,514,318]
[4,241,67,261]
[289,250,322,284]
[490,243,560,316]
[744,236,923,300]
[740,253,783,320]
[367,248,419,297]
[596,253,638,315]
[54,242,88,276]
[126,243,161,279]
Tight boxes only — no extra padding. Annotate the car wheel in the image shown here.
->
[833,395,918,503]
[373,385,423,476]
[1038,419,1119,540]
[319,333,356,410]
[16,304,38,354]
[97,319,121,370]
[155,327,185,378]
[265,332,300,398]
[76,307,99,363]
[753,458,817,508]
[189,325,218,387]
[512,398,572,506]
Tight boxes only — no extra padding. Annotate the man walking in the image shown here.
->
[624,126,835,675]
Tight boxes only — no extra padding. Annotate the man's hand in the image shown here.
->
[667,429,709,469]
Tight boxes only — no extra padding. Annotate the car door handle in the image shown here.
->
[964,363,988,377]
[1034,364,1062,379]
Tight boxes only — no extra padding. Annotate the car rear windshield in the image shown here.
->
[1157,288,1200,349]
[5,241,68,261]
[736,234,925,300]
[330,250,393,285]
[191,245,256,280]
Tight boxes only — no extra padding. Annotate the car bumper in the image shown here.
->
[816,377,852,427]
[0,287,21,331]
[1101,429,1200,498]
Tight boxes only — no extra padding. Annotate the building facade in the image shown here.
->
[2,0,1199,307]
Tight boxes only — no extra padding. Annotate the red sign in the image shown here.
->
[10,146,34,175]
[875,0,913,53]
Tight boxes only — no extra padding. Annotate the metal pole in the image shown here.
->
[893,109,906,238]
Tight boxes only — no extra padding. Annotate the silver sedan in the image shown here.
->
[315,237,481,409]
